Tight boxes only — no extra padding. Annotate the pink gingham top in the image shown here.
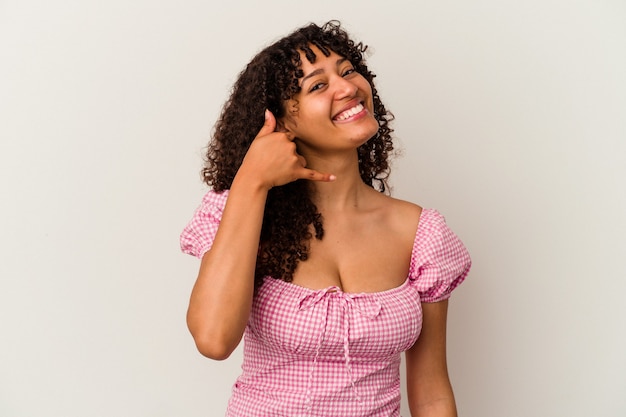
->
[181,190,471,417]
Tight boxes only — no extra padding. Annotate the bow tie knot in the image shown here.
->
[298,287,382,319]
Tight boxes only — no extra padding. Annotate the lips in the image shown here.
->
[333,102,365,121]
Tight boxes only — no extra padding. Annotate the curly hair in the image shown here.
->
[202,21,395,289]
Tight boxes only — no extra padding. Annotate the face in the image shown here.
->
[280,46,379,157]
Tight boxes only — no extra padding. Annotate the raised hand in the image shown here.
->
[237,110,335,190]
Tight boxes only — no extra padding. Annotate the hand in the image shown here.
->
[237,110,335,190]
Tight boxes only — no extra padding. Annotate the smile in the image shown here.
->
[333,103,365,121]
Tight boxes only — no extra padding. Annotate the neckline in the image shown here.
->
[264,274,412,297]
[259,208,436,297]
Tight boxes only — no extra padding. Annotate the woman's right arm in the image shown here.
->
[186,110,334,360]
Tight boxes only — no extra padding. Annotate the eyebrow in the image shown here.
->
[300,57,349,86]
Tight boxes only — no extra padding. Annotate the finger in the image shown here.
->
[257,109,277,138]
[298,168,337,182]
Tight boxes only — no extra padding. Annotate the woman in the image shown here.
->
[180,21,471,417]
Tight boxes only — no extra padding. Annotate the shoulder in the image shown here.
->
[410,207,471,276]
[371,192,423,243]
[192,189,230,220]
[379,193,422,227]
[179,189,230,258]
[414,208,455,243]
[406,207,472,301]
[201,189,230,209]
[387,195,423,217]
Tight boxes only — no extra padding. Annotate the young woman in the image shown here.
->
[180,21,471,417]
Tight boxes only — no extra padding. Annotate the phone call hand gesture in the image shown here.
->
[237,110,335,190]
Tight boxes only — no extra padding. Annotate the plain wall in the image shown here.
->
[1,0,625,416]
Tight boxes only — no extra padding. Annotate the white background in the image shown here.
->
[1,0,625,416]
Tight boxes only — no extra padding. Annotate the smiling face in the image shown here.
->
[280,46,380,158]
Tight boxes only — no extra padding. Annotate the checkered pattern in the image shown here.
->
[180,190,471,417]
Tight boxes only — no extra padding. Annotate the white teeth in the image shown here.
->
[335,103,364,121]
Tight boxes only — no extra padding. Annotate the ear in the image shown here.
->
[277,100,298,134]
[275,116,298,142]
[275,118,288,133]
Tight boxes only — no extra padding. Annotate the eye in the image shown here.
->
[342,67,356,77]
[309,82,326,92]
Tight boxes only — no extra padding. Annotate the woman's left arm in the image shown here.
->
[405,300,457,417]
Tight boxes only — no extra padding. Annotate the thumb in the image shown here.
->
[257,109,277,137]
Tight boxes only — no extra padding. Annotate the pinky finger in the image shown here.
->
[300,169,336,182]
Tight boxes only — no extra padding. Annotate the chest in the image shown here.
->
[291,218,416,293]
[248,279,423,360]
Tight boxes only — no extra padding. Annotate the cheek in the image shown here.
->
[357,78,374,104]
[297,104,330,128]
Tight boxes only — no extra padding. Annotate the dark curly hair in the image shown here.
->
[202,21,395,289]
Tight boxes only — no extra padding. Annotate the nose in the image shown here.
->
[333,75,358,100]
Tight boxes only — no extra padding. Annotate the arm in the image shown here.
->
[405,300,457,417]
[186,176,266,360]
[186,110,334,360]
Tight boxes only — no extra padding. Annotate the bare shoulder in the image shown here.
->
[371,191,423,236]
[375,191,422,217]
[390,195,423,216]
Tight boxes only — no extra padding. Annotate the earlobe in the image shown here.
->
[277,112,298,132]
[276,119,288,133]
[276,118,297,141]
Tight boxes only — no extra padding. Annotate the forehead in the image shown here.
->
[298,46,345,71]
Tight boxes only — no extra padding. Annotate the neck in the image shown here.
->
[305,151,374,212]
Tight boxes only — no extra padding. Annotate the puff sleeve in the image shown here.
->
[179,190,229,258]
[408,209,472,303]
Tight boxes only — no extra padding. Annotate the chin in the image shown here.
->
[357,120,380,141]
[350,130,378,147]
